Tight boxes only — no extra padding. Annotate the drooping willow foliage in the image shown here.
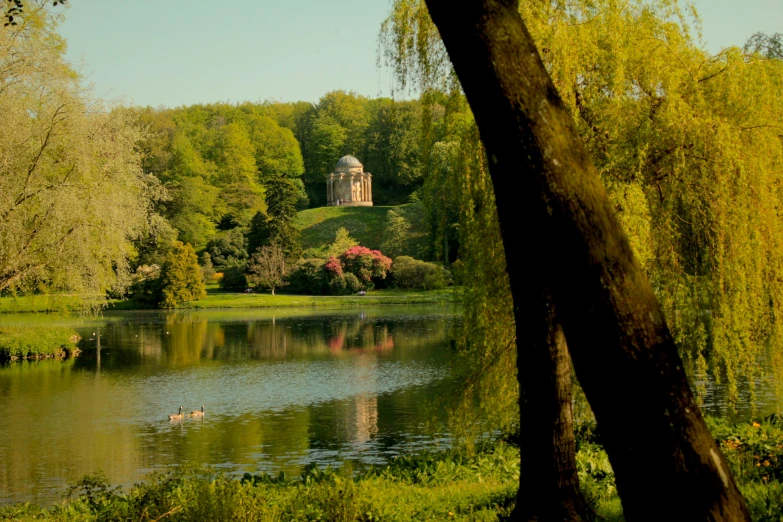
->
[380,0,783,429]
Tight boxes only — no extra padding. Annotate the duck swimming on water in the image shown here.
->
[168,406,183,421]
[189,405,205,418]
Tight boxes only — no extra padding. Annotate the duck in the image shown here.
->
[168,406,183,421]
[188,405,205,418]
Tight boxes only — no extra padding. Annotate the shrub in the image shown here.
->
[328,275,348,295]
[219,265,247,291]
[286,259,328,295]
[159,242,207,308]
[340,246,392,283]
[127,264,162,306]
[391,256,452,290]
[344,272,362,293]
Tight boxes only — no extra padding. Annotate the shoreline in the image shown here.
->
[0,289,458,314]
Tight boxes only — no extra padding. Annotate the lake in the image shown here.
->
[2,305,782,506]
[0,307,459,505]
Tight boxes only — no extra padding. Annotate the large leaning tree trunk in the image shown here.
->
[422,0,750,520]
[518,286,590,521]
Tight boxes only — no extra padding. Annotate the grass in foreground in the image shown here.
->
[8,419,783,521]
[1,443,519,522]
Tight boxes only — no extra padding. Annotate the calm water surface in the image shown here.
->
[0,307,459,505]
[3,305,783,506]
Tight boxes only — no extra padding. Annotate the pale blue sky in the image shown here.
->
[57,1,782,108]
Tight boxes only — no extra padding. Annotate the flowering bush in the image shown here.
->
[340,246,392,283]
[324,256,343,278]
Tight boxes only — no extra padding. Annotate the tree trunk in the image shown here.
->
[271,287,275,296]
[518,287,590,521]
[422,0,750,520]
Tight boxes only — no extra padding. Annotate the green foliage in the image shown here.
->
[344,273,362,293]
[158,242,207,309]
[264,177,303,260]
[383,0,783,426]
[135,101,307,250]
[199,252,215,283]
[205,228,248,268]
[127,264,162,307]
[219,265,248,291]
[1,442,518,522]
[0,10,164,307]
[246,211,271,255]
[327,227,359,259]
[286,259,328,295]
[0,326,79,360]
[327,273,348,295]
[391,256,451,290]
[246,244,289,295]
[382,209,412,258]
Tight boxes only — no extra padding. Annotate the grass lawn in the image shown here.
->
[0,294,88,314]
[296,203,430,259]
[1,288,457,313]
[174,287,456,310]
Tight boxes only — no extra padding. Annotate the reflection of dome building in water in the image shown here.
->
[326,155,373,207]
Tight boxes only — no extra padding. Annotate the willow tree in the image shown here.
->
[511,0,783,408]
[383,0,783,519]
[0,5,164,307]
[382,3,587,520]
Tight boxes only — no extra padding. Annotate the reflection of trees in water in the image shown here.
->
[107,312,456,364]
[0,358,139,503]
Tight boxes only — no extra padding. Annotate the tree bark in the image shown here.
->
[518,287,590,521]
[422,0,750,520]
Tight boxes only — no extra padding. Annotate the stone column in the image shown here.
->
[368,175,372,203]
[363,176,367,202]
[327,176,332,204]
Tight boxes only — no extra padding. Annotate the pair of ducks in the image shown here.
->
[168,405,204,421]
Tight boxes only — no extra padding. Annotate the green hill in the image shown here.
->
[296,203,430,259]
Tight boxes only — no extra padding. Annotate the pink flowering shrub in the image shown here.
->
[340,246,392,283]
[324,256,343,278]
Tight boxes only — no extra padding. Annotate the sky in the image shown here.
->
[56,0,783,108]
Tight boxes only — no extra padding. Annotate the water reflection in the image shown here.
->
[0,307,457,505]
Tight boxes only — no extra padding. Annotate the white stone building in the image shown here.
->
[326,155,373,206]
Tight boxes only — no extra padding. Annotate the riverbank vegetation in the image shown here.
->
[0,326,80,360]
[6,418,783,521]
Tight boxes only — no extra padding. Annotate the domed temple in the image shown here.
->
[326,155,373,206]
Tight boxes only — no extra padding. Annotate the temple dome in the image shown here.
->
[336,155,363,169]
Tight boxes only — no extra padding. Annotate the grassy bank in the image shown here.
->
[1,443,519,521]
[0,294,86,314]
[0,325,81,360]
[109,288,457,311]
[6,419,783,521]
[296,203,430,259]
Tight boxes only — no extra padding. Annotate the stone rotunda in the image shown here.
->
[326,155,373,206]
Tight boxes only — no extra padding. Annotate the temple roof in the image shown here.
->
[336,155,363,169]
